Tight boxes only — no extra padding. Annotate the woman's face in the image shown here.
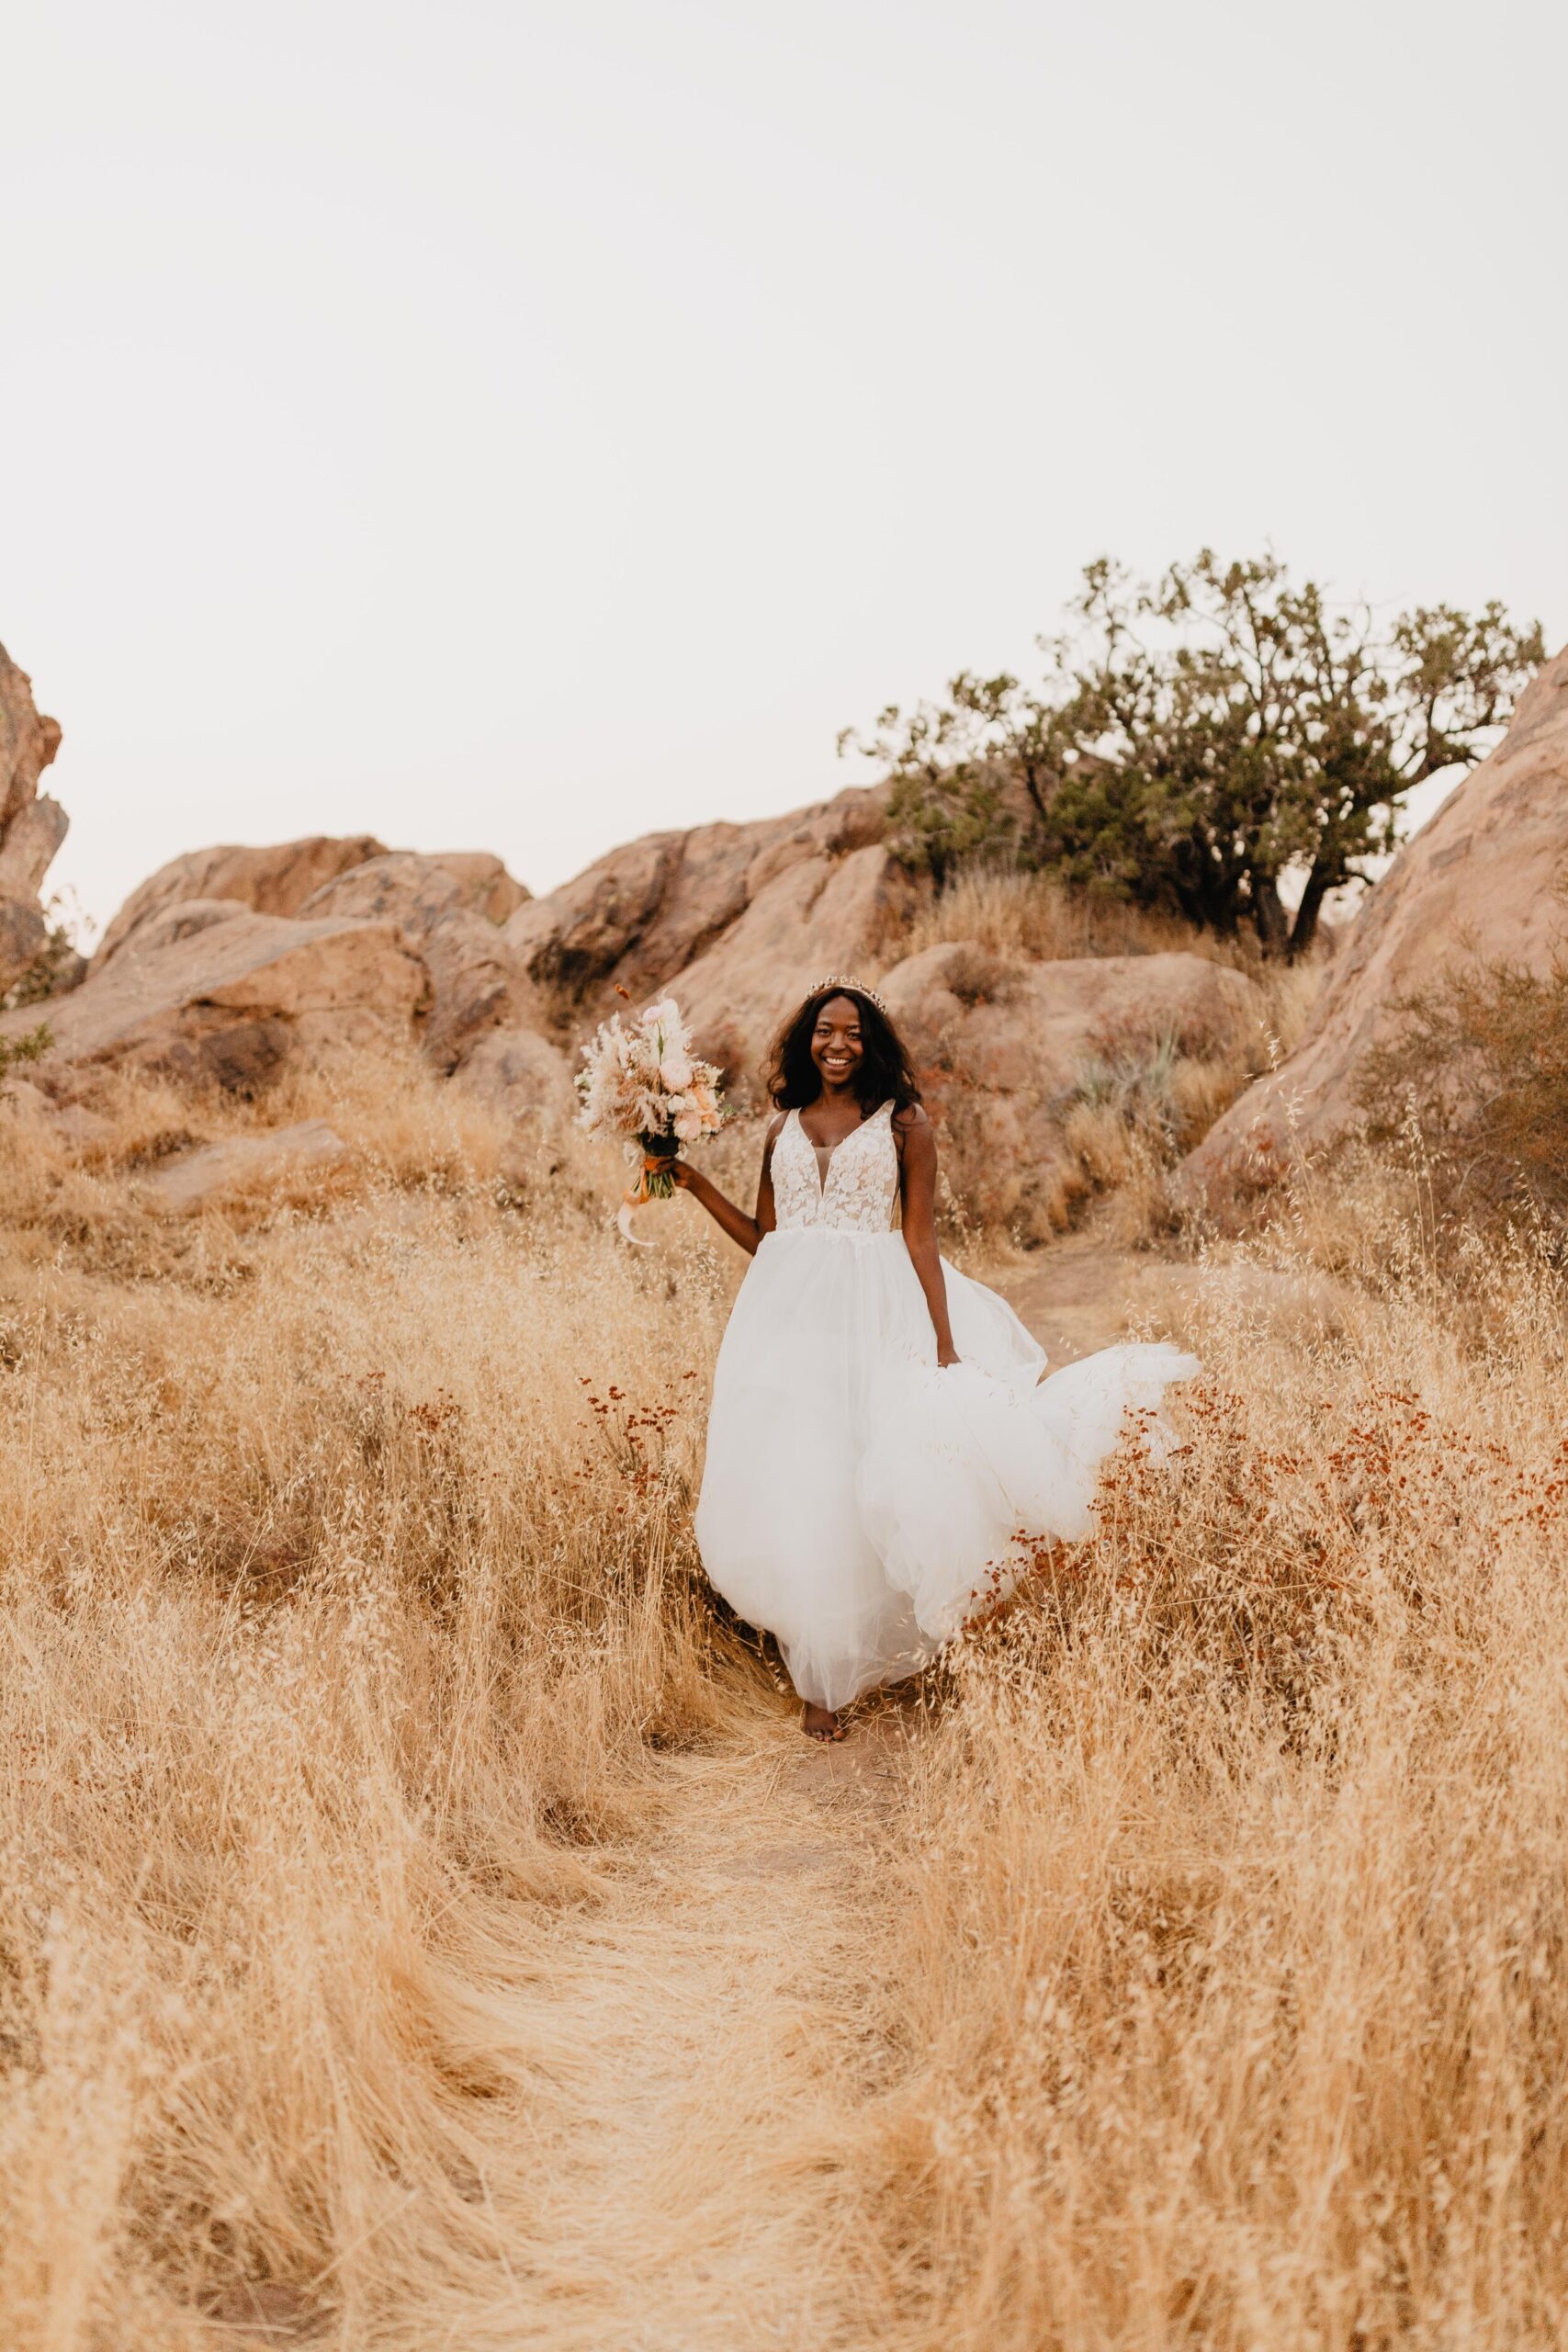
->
[810,995,865,1091]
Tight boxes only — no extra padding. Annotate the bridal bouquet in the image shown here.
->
[576,995,726,1240]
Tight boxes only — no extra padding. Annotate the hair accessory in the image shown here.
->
[808,972,889,1019]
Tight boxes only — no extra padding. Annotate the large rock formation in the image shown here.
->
[74,780,904,1107]
[91,838,538,1078]
[0,643,68,996]
[297,851,536,1069]
[455,1023,576,1134]
[1,907,425,1092]
[506,782,907,1089]
[670,842,914,1091]
[1182,641,1568,1199]
[93,835,391,967]
[883,942,1262,1235]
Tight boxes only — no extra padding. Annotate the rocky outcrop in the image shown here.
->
[93,836,390,967]
[296,849,527,932]
[2,1079,113,1151]
[79,788,899,1105]
[297,852,536,1069]
[882,942,1262,1236]
[505,782,903,1089]
[1182,641,1568,1200]
[0,644,68,996]
[455,1024,576,1129]
[674,842,915,1091]
[93,841,537,1077]
[2,908,425,1092]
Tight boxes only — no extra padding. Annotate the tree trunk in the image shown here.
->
[1288,862,1333,959]
[1251,876,1291,957]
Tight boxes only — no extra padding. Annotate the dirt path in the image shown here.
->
[340,1243,1164,2349]
[386,1242,1170,2349]
[989,1226,1348,1363]
[415,1711,910,2351]
[987,1226,1159,1362]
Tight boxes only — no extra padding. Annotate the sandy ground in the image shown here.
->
[987,1228,1146,1362]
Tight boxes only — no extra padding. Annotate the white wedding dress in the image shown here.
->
[694,1102,1199,1713]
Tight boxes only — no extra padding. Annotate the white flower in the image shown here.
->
[574,994,727,1160]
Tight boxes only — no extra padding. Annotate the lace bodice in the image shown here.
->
[771,1102,899,1235]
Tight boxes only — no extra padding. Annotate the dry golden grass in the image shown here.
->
[892,868,1325,1249]
[1355,942,1568,1245]
[0,1068,763,2346]
[900,865,1242,967]
[3,1046,1566,2347]
[1023,958,1324,1249]
[860,1202,1568,2346]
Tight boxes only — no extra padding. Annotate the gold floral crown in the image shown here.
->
[807,972,889,1018]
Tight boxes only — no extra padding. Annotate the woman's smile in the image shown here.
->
[811,995,866,1089]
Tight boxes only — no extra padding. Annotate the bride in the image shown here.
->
[652,976,1198,1742]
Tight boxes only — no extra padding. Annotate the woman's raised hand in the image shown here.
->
[647,1151,694,1190]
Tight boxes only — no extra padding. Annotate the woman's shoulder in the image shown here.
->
[890,1101,930,1133]
[762,1108,791,1148]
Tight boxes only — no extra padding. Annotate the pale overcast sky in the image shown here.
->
[5,0,1564,936]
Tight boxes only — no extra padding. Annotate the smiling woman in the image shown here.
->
[655,978,1199,1740]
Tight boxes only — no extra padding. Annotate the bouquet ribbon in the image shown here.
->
[617,1148,676,1246]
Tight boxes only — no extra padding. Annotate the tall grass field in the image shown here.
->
[2,1046,1565,2347]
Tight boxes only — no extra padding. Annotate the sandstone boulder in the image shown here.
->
[49,1100,115,1150]
[0,1080,114,1152]
[1182,641,1568,1201]
[504,782,894,1038]
[675,842,916,1091]
[298,851,537,1069]
[0,899,49,999]
[142,1119,348,1214]
[881,942,1262,1236]
[455,1023,576,1128]
[2,908,425,1092]
[0,643,68,996]
[0,1077,52,1125]
[0,793,69,902]
[296,849,527,932]
[93,835,389,967]
[113,898,254,957]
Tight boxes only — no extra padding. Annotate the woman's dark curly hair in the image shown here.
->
[765,985,922,1114]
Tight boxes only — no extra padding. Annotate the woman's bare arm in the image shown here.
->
[895,1106,958,1366]
[656,1116,783,1258]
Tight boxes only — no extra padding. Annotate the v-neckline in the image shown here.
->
[795,1102,883,1200]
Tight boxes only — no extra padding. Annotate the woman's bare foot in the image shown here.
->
[802,1702,845,1743]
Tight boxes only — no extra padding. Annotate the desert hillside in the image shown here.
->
[12,622,1567,1243]
[3,639,1568,2346]
[0,650,1303,1242]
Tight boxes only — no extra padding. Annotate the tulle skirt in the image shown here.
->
[694,1228,1198,1712]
